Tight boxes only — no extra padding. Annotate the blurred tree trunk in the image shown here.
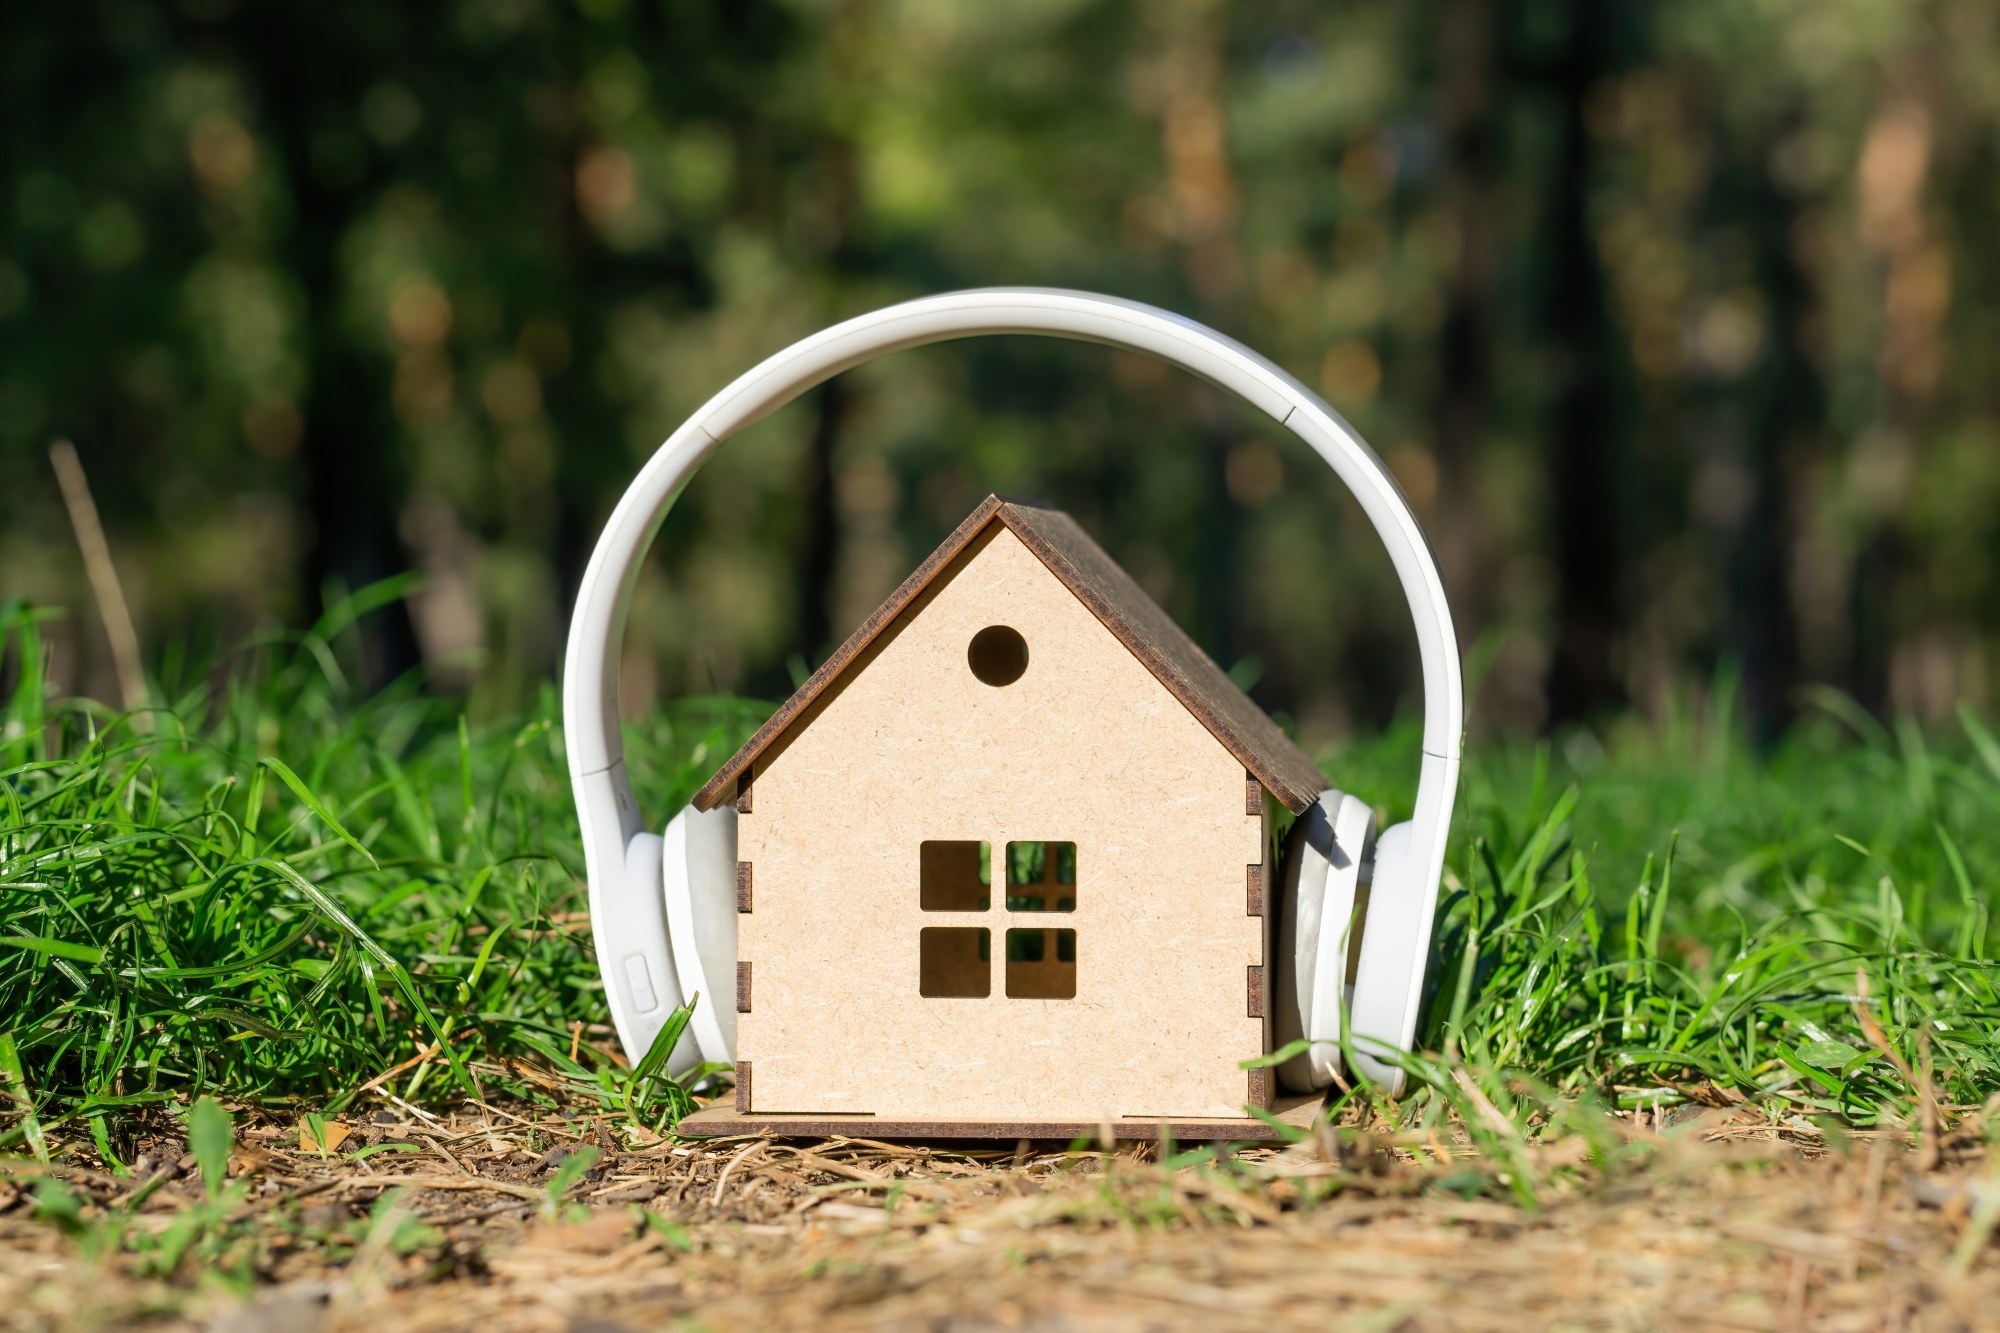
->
[1544,0,1621,726]
[1851,94,1944,718]
[785,65,864,686]
[1729,128,1817,745]
[297,360,421,687]
[1431,0,1498,665]
[263,10,421,689]
[793,376,845,672]
[1159,0,1247,675]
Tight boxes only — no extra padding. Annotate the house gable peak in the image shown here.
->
[690,495,1325,814]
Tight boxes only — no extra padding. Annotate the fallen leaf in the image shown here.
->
[299,1119,351,1153]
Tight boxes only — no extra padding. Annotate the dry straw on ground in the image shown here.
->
[3,1099,1997,1332]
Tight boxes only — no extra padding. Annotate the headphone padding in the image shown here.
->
[659,803,738,1065]
[1307,793,1376,1086]
[1275,791,1375,1094]
[1272,795,1333,1095]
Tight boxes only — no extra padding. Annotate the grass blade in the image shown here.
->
[543,1146,601,1219]
[259,756,379,869]
[188,1097,232,1199]
[0,936,106,964]
[264,858,473,1097]
[0,1032,49,1163]
[1962,705,2000,788]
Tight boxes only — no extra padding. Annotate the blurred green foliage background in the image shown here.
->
[5,0,1999,746]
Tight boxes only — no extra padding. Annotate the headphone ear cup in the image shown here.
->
[659,803,739,1068]
[1273,790,1376,1094]
[599,830,689,1070]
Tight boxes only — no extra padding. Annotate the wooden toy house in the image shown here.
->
[682,495,1328,1138]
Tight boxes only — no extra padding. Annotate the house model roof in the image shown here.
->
[690,494,1328,815]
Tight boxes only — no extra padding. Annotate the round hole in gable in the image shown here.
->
[967,625,1029,686]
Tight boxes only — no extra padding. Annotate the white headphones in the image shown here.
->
[564,289,1462,1099]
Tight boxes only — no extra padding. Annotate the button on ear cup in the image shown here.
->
[1273,790,1377,1093]
[623,953,659,1013]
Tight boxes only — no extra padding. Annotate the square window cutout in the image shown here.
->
[1005,928,1076,999]
[919,927,990,997]
[921,840,989,911]
[1005,841,1075,912]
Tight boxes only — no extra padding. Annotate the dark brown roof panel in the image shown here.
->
[691,496,1327,814]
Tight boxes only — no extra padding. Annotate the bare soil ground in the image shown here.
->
[3,1102,1997,1332]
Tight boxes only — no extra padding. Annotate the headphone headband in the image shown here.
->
[564,288,1463,1087]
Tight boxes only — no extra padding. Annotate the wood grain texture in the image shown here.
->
[998,507,1327,815]
[693,496,1008,814]
[1247,1067,1272,1111]
[735,1061,752,1113]
[1246,964,1265,1019]
[736,961,752,1014]
[692,497,1326,815]
[736,861,753,914]
[733,525,1265,1119]
[677,1094,1325,1143]
[1245,863,1263,917]
[734,767,753,814]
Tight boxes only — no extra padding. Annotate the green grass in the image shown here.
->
[0,593,767,1161]
[3,592,1998,1166]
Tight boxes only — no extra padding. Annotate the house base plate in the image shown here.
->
[676,1094,1327,1143]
